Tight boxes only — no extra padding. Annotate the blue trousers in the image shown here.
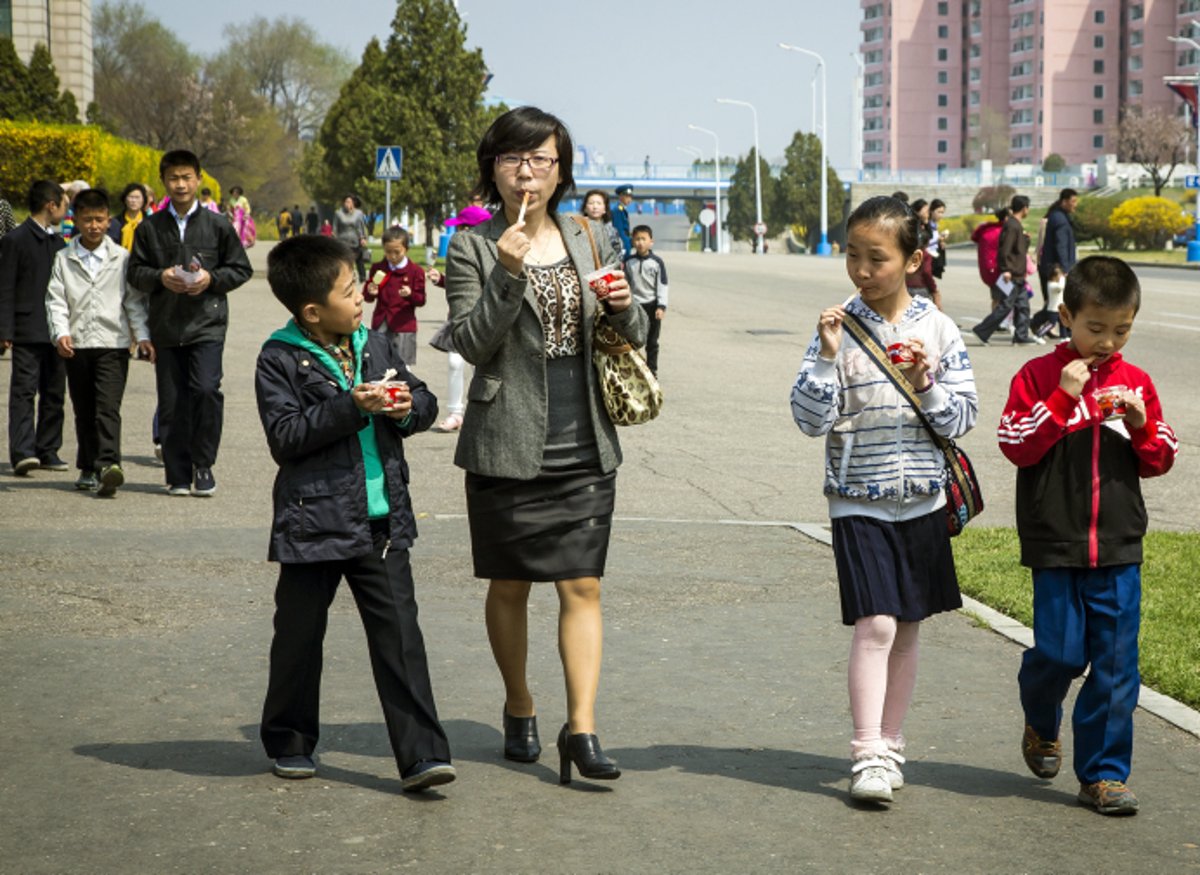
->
[1018,565,1141,783]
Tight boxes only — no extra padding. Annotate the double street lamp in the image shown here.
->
[716,97,765,254]
[780,43,831,256]
[688,123,723,254]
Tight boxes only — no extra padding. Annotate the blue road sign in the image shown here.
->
[375,146,403,180]
[1186,174,1200,189]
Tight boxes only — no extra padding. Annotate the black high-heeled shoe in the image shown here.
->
[557,723,621,784]
[503,708,541,763]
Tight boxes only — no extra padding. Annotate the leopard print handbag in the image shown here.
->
[572,217,663,426]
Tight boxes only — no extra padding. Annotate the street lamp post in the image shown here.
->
[677,145,710,250]
[1168,32,1200,262]
[780,43,831,256]
[688,124,723,254]
[717,98,765,254]
[850,52,864,177]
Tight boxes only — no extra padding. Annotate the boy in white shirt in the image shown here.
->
[46,189,154,496]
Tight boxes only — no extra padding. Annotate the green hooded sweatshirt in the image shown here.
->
[266,320,389,519]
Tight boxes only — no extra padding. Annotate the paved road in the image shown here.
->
[2,247,1198,873]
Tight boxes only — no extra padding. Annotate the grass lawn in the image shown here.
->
[952,527,1200,710]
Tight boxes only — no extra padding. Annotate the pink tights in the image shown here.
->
[848,615,921,759]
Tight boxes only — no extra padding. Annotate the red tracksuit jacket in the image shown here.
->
[997,343,1177,569]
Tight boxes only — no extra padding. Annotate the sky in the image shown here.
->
[157,0,863,170]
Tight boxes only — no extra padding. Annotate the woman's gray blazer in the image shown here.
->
[446,212,648,480]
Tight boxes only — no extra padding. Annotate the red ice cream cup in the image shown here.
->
[1093,385,1127,420]
[373,380,409,411]
[887,342,916,369]
[584,265,620,298]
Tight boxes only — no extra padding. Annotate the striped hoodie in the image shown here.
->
[998,342,1177,568]
[791,295,978,522]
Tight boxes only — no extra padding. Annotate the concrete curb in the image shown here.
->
[785,521,1200,741]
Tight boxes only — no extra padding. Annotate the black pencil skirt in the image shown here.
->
[465,466,616,582]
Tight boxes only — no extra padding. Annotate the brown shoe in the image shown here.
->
[1077,780,1139,815]
[1022,724,1061,778]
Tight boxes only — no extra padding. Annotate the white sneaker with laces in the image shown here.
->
[850,757,893,802]
[882,749,905,790]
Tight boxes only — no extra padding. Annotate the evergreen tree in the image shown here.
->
[26,44,65,122]
[725,150,779,246]
[775,131,844,251]
[310,0,494,242]
[0,39,33,120]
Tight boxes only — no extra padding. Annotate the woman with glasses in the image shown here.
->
[446,106,647,785]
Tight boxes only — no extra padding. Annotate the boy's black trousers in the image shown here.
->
[260,526,451,773]
[7,342,65,466]
[154,341,224,486]
[64,348,129,472]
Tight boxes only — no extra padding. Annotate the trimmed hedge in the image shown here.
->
[0,122,219,204]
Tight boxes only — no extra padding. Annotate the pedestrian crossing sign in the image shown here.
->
[375,146,403,180]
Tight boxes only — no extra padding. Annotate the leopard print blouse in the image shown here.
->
[527,258,583,359]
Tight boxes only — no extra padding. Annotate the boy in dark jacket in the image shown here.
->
[127,149,252,497]
[997,256,1177,816]
[0,180,68,474]
[255,235,454,792]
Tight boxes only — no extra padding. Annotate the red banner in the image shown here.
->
[1167,80,1199,128]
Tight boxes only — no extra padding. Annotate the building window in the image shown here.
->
[1095,9,1105,23]
[938,93,948,107]
[1130,3,1143,19]
[864,117,883,131]
[1011,109,1033,125]
[1094,135,1105,149]
[969,67,981,82]
[970,43,982,58]
[937,24,949,38]
[937,47,948,61]
[1013,36,1034,52]
[938,0,949,13]
[1011,85,1033,101]
[1094,84,1104,98]
[1012,61,1033,76]
[864,49,883,64]
[865,94,884,108]
[970,20,982,35]
[1181,0,1200,12]
[865,72,884,87]
[864,140,884,153]
[969,91,981,106]
[937,70,948,84]
[1011,134,1033,150]
[937,140,948,154]
[864,26,884,42]
[1130,30,1143,48]
[938,117,948,130]
[968,112,980,127]
[1129,55,1143,71]
[1093,59,1104,73]
[1181,49,1200,67]
[1129,80,1143,97]
[864,3,884,19]
[1094,108,1104,123]
[1094,35,1104,49]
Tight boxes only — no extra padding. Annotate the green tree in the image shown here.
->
[210,16,351,140]
[725,150,779,246]
[775,131,843,250]
[309,0,495,243]
[0,39,33,120]
[1042,153,1066,173]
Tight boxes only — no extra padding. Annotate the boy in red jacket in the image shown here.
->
[997,256,1177,816]
[363,227,426,366]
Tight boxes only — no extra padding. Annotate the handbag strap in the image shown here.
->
[842,311,949,452]
[571,215,603,269]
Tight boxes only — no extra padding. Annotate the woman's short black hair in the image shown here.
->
[119,182,148,209]
[580,189,612,222]
[846,196,920,257]
[929,198,945,212]
[474,106,575,212]
[267,236,355,319]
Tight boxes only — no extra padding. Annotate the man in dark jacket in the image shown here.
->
[0,180,68,474]
[127,150,253,496]
[1033,188,1078,337]
[972,195,1040,346]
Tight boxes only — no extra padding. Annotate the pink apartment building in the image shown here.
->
[861,0,1196,171]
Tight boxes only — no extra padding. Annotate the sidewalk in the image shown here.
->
[2,248,1198,873]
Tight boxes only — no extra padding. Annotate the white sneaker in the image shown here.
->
[882,749,905,790]
[850,757,894,802]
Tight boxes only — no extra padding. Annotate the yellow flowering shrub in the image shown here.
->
[1108,196,1191,250]
[0,122,220,204]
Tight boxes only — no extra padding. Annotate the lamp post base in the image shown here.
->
[816,242,832,256]
[1188,239,1200,263]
